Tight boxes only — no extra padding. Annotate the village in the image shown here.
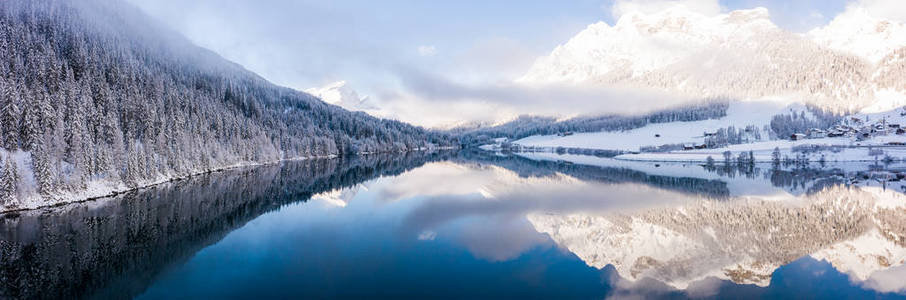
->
[796,116,906,141]
[681,112,906,151]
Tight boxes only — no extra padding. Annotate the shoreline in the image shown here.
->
[1,147,459,214]
[0,155,333,215]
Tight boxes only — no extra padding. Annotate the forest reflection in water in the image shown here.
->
[2,150,906,299]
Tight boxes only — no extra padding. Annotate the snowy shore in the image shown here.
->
[0,155,335,214]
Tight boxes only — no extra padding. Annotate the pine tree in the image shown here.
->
[1,83,20,151]
[0,155,18,205]
[31,135,54,195]
[772,147,782,167]
[19,91,40,151]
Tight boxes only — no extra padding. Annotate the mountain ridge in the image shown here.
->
[519,5,906,113]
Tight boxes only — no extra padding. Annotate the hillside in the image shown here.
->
[0,0,454,211]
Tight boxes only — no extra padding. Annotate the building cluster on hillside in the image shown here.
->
[791,117,905,141]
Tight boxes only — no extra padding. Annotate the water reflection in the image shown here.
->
[2,150,906,299]
[0,152,453,299]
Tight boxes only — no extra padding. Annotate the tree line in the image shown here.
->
[457,100,730,146]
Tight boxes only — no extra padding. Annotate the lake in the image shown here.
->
[2,150,906,299]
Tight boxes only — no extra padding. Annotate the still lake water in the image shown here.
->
[2,150,906,299]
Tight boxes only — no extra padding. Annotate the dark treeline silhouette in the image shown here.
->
[770,106,844,139]
[0,150,455,300]
[0,0,454,209]
[456,100,729,146]
[459,150,731,199]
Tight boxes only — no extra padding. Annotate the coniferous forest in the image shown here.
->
[0,0,455,210]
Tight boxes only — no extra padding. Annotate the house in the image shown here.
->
[889,124,901,129]
[790,133,806,141]
[557,132,574,137]
[887,142,906,146]
[828,130,845,137]
[898,128,906,135]
[683,144,695,151]
[703,131,717,137]
[807,129,826,138]
[695,144,708,149]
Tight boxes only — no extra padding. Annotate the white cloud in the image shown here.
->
[611,0,722,20]
[850,0,906,22]
[370,64,699,128]
[417,45,437,57]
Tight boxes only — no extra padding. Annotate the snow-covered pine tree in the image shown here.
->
[1,82,20,151]
[19,90,39,151]
[30,133,58,195]
[0,155,17,205]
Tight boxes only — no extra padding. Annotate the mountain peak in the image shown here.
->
[305,81,375,112]
[518,7,779,84]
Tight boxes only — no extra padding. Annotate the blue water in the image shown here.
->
[3,152,906,299]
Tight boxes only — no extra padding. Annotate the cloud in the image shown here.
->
[371,64,700,127]
[417,45,437,57]
[858,264,906,295]
[610,0,722,19]
[849,0,906,22]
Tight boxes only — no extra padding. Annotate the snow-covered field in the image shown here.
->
[616,106,906,162]
[513,101,796,152]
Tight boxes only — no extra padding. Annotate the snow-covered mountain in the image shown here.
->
[520,7,779,83]
[528,186,906,290]
[519,5,906,113]
[305,81,378,112]
[310,185,366,207]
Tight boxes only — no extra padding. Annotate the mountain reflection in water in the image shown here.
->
[2,150,906,299]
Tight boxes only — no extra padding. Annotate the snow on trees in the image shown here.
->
[0,155,17,205]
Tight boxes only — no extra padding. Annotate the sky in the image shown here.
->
[127,0,877,127]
